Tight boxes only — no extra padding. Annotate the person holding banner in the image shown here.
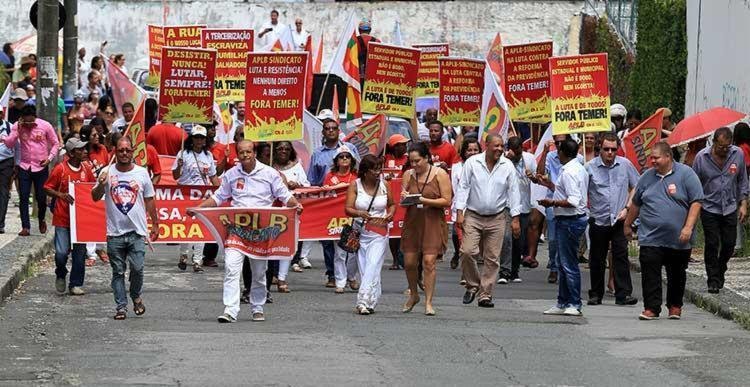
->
[191,140,302,323]
[325,146,360,293]
[400,142,452,316]
[92,136,160,320]
[344,155,396,315]
[173,125,219,273]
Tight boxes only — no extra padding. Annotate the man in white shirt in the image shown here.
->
[111,102,135,134]
[92,136,160,320]
[539,138,589,317]
[455,134,521,308]
[258,9,284,48]
[191,140,302,323]
[291,18,309,51]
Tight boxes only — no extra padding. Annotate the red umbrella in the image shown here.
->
[667,107,746,146]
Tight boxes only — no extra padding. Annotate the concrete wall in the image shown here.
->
[2,0,584,74]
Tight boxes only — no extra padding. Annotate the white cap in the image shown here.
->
[191,125,207,137]
[610,103,627,118]
[317,109,335,120]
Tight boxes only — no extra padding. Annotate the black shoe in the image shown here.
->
[478,298,494,308]
[450,256,459,270]
[615,296,638,305]
[462,289,477,304]
[587,298,602,305]
[240,291,250,304]
[547,271,558,284]
[578,255,588,264]
[266,292,274,304]
[708,286,720,294]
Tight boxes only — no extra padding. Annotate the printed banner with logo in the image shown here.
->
[361,43,421,119]
[70,184,219,243]
[191,207,298,260]
[622,108,664,173]
[438,58,484,126]
[164,25,206,48]
[147,25,165,88]
[342,113,388,157]
[158,47,217,124]
[503,41,553,123]
[244,52,307,142]
[412,44,449,98]
[201,28,254,103]
[549,53,610,135]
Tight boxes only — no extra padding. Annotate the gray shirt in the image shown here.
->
[585,156,639,226]
[691,145,748,216]
[633,162,703,250]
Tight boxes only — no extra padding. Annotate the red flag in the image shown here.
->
[122,99,148,167]
[304,35,314,108]
[486,33,504,88]
[106,57,144,116]
[313,33,323,73]
[343,113,387,156]
[622,108,664,173]
[332,84,341,124]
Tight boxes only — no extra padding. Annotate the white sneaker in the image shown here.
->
[512,278,523,283]
[497,278,509,284]
[299,258,312,269]
[563,307,582,316]
[543,306,566,315]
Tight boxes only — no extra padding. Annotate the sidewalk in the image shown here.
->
[0,191,54,301]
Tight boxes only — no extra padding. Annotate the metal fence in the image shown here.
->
[584,0,638,54]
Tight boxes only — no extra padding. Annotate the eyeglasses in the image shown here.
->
[714,144,731,151]
[276,146,291,151]
[337,155,352,160]
[323,126,338,132]
[105,111,114,116]
[602,147,618,152]
[295,22,302,25]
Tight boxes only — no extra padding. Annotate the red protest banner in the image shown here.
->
[438,58,484,126]
[413,43,449,98]
[486,33,504,88]
[158,47,217,124]
[503,41,553,123]
[147,25,164,89]
[244,52,307,141]
[201,28,254,103]
[70,184,220,243]
[549,53,610,135]
[361,43,421,119]
[343,113,388,157]
[191,207,298,260]
[622,108,664,173]
[164,25,206,48]
[122,99,148,167]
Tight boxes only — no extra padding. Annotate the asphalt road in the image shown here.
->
[2,244,750,386]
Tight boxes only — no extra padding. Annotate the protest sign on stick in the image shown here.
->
[158,47,216,124]
[164,25,206,48]
[503,41,553,123]
[549,53,610,135]
[413,43,449,98]
[438,57,484,126]
[201,28,254,103]
[147,25,165,88]
[361,43,420,119]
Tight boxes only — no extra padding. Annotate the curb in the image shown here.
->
[0,235,54,302]
[629,257,750,330]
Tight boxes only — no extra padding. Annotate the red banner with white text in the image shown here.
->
[438,58,484,126]
[201,28,254,103]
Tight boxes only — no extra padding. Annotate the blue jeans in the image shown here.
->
[545,207,558,273]
[18,167,48,230]
[54,227,87,288]
[555,215,588,309]
[107,232,146,311]
[321,240,335,279]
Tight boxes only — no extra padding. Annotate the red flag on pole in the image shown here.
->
[622,108,664,173]
[486,33,504,89]
[332,84,341,124]
[122,99,149,167]
[313,33,323,73]
[304,35,314,107]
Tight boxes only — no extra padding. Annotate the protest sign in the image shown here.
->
[622,108,664,173]
[147,25,164,88]
[164,25,206,48]
[201,28,254,103]
[503,41,553,123]
[158,47,216,124]
[191,207,298,260]
[342,113,388,157]
[361,43,421,119]
[549,53,610,135]
[438,58,484,126]
[412,43,449,98]
[244,52,307,141]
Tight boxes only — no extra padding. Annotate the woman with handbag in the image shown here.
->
[172,125,220,272]
[325,146,360,293]
[344,155,395,315]
[400,142,452,316]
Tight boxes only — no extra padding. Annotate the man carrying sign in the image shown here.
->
[191,140,303,323]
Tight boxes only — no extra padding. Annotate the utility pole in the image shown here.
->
[36,0,60,130]
[62,0,77,101]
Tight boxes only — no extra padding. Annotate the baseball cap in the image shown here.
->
[335,145,353,158]
[387,134,410,147]
[191,125,207,137]
[65,138,88,152]
[317,109,335,120]
[662,108,673,118]
[11,88,28,101]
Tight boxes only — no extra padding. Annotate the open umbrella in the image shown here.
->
[667,107,747,146]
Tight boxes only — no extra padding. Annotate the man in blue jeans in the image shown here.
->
[539,138,589,317]
[43,138,95,295]
[92,137,160,320]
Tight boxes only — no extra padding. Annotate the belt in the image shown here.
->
[467,209,507,217]
[555,213,586,220]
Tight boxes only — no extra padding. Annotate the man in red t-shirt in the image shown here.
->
[43,138,96,296]
[146,121,186,156]
[427,120,459,174]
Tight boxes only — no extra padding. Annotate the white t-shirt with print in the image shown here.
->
[104,164,155,237]
[172,150,217,186]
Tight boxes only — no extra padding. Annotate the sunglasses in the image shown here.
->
[323,126,339,132]
[602,147,618,152]
[337,154,352,160]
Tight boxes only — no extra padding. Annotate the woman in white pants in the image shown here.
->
[172,125,219,272]
[344,155,395,315]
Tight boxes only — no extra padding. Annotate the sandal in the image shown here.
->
[85,258,96,267]
[133,299,146,316]
[114,310,127,320]
[277,280,290,293]
[388,264,402,270]
[96,249,110,263]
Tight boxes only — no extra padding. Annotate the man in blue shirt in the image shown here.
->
[307,118,360,287]
[692,127,748,294]
[585,132,639,306]
[625,142,703,320]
